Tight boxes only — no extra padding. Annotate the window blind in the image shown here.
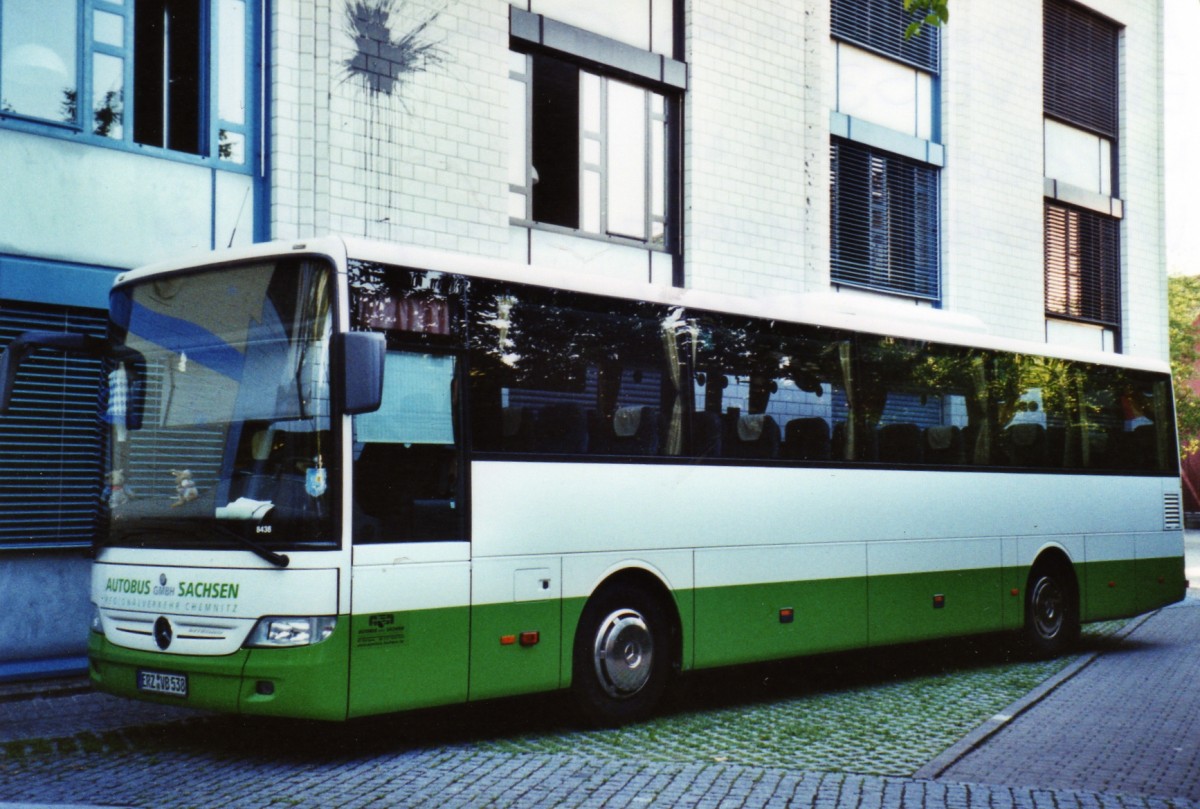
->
[0,302,107,548]
[1043,0,1118,138]
[1044,201,1120,328]
[831,0,939,74]
[831,138,940,301]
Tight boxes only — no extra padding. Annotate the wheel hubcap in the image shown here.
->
[1031,575,1064,639]
[593,608,654,698]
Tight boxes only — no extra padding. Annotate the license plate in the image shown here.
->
[137,669,188,697]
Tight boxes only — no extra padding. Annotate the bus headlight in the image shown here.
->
[245,616,337,648]
[90,606,104,635]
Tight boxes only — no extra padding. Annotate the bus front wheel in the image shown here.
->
[1023,562,1080,657]
[571,584,672,727]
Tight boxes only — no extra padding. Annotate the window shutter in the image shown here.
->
[1044,202,1120,328]
[831,0,939,74]
[0,303,107,548]
[1043,0,1118,137]
[831,138,940,300]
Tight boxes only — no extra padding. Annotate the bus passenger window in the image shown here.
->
[352,352,462,543]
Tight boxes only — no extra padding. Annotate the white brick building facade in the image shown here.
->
[266,0,1167,359]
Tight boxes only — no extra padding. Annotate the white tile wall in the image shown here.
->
[267,0,1167,361]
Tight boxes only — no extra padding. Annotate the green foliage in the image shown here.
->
[1168,275,1200,458]
[904,0,950,39]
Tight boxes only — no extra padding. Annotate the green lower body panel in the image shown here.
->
[693,577,868,669]
[468,599,560,702]
[1135,555,1188,615]
[1080,558,1139,621]
[88,624,351,721]
[347,606,469,718]
[868,567,1005,646]
[1080,555,1187,622]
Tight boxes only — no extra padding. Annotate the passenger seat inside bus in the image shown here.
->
[589,406,660,456]
[923,425,965,465]
[722,410,780,459]
[877,423,923,464]
[532,403,588,454]
[782,417,832,461]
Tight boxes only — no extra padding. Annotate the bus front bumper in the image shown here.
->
[87,625,350,721]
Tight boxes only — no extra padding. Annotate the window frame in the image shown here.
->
[0,0,260,174]
[1044,200,1121,330]
[830,137,941,302]
[508,7,684,258]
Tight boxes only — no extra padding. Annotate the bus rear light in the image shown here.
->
[779,608,794,624]
[500,635,517,646]
[932,594,946,609]
[245,616,336,648]
[519,631,539,647]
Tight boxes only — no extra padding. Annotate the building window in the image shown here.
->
[1044,201,1120,328]
[509,9,682,252]
[1043,0,1120,337]
[830,0,941,301]
[0,0,254,165]
[830,138,940,300]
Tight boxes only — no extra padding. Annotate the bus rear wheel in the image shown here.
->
[1023,562,1079,657]
[572,584,672,727]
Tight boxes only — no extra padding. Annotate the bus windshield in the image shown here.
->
[101,259,337,553]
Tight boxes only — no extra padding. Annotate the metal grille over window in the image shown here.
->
[831,0,939,73]
[1044,201,1120,328]
[0,304,106,548]
[1043,0,1118,137]
[830,138,940,301]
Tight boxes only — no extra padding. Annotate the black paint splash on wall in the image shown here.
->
[344,0,445,97]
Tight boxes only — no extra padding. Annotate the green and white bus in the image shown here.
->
[0,236,1186,724]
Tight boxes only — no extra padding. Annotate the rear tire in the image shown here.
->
[571,584,673,727]
[1023,562,1080,657]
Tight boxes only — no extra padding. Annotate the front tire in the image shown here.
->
[1024,563,1080,657]
[571,584,673,727]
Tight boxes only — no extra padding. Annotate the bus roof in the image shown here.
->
[116,235,1171,376]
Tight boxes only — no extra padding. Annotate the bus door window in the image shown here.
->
[347,261,467,544]
[353,350,463,543]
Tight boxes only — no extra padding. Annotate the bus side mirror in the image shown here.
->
[0,332,110,415]
[340,332,386,415]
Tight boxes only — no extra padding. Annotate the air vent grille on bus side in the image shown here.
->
[1164,492,1183,531]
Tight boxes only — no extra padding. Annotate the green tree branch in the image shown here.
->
[904,0,949,39]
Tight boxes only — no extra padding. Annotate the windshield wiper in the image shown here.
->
[211,523,290,568]
[109,522,290,568]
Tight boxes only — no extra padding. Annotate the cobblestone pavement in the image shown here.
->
[1,600,1198,809]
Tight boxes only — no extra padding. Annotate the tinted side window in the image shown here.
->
[688,316,845,461]
[468,283,681,457]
